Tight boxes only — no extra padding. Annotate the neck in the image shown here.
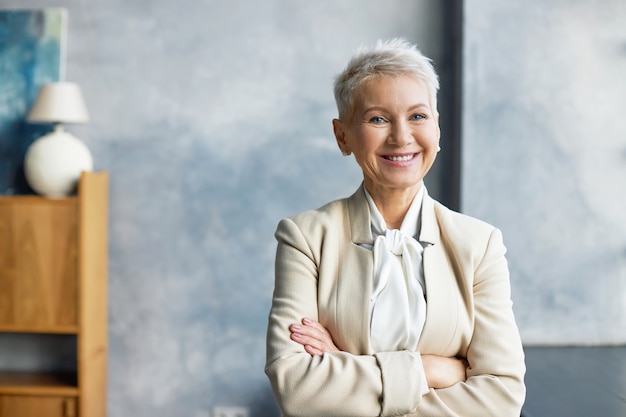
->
[365,181,422,229]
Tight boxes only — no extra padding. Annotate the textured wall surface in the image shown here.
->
[0,1,445,416]
[463,0,626,345]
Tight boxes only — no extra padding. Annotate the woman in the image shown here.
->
[265,38,525,417]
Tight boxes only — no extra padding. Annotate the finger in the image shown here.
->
[294,331,333,354]
[291,331,321,349]
[293,323,331,346]
[290,324,322,342]
[289,323,302,333]
[294,318,340,353]
[292,332,325,355]
[301,319,334,341]
[302,318,328,333]
[304,344,323,356]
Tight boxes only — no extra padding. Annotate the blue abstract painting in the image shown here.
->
[0,8,66,194]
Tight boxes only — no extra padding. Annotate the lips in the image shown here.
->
[383,154,416,162]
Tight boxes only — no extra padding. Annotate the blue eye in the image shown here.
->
[369,116,386,124]
[410,113,426,121]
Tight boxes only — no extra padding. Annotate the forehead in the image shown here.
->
[354,75,430,107]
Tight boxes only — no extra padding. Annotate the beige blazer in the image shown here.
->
[265,185,526,417]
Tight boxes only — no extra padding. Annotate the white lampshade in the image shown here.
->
[27,82,89,124]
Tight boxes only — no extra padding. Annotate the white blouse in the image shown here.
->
[363,186,428,354]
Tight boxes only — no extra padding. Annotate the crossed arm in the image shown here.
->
[290,317,468,389]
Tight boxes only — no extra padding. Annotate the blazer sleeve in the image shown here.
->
[412,227,526,417]
[265,217,428,417]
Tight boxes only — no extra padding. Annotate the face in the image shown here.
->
[333,75,440,198]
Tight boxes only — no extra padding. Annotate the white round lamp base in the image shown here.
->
[24,131,93,198]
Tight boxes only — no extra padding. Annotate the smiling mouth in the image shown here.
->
[384,154,416,162]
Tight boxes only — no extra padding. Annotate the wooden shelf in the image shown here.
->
[0,371,78,396]
[0,196,77,204]
[0,172,108,417]
[0,325,78,335]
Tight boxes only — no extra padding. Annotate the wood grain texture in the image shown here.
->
[0,394,76,417]
[0,197,78,329]
[77,172,109,417]
[0,371,78,396]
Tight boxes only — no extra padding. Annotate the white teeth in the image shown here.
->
[387,155,413,162]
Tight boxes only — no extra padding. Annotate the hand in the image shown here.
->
[421,355,468,389]
[290,318,340,356]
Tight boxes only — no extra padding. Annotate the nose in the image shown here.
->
[387,120,413,147]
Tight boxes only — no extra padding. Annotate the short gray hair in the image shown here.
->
[333,38,439,121]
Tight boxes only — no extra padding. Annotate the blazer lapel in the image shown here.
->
[417,193,460,354]
[335,185,375,354]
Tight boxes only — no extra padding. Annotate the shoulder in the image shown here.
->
[275,194,351,246]
[434,200,496,237]
[430,198,505,259]
[285,197,348,229]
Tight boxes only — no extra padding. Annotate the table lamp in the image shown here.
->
[25,82,93,197]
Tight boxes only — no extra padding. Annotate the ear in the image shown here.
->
[332,119,350,154]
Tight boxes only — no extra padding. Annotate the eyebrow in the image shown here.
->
[361,103,431,113]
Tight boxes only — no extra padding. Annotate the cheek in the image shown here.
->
[418,129,440,148]
[421,142,439,164]
[352,149,380,174]
[351,137,379,158]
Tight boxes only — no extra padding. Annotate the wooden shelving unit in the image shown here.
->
[0,171,108,417]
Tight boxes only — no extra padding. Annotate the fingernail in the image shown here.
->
[292,332,302,339]
[303,318,312,324]
[291,324,301,330]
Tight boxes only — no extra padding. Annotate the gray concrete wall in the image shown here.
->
[463,0,626,345]
[0,1,446,416]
